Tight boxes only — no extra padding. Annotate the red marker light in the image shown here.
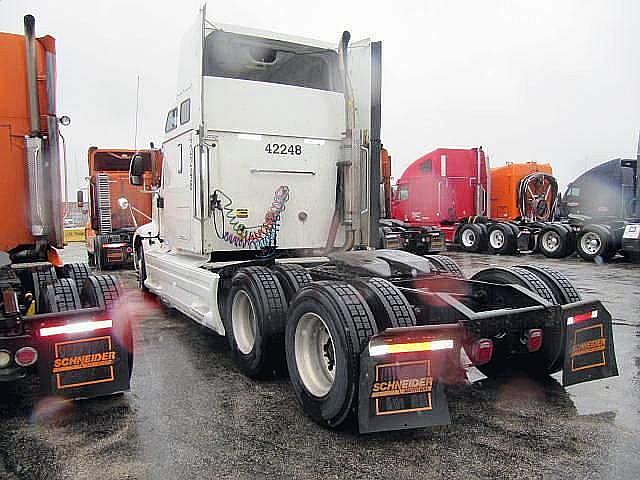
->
[470,338,493,365]
[15,347,38,367]
[525,329,544,353]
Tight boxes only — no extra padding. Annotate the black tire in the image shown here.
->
[135,244,148,292]
[527,232,538,252]
[225,266,288,378]
[353,277,416,329]
[538,224,571,258]
[470,267,557,377]
[516,265,581,304]
[32,266,58,311]
[423,254,465,278]
[487,223,517,254]
[506,222,521,238]
[458,223,487,252]
[471,267,555,303]
[81,274,122,310]
[61,263,91,289]
[561,224,577,256]
[271,264,312,304]
[286,281,378,428]
[517,264,582,373]
[576,224,616,261]
[41,278,82,313]
[94,237,104,271]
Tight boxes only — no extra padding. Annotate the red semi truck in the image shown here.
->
[378,147,446,255]
[391,147,489,243]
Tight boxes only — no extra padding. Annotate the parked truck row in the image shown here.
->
[1,10,622,434]
[389,145,640,262]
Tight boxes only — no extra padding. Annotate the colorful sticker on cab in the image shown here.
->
[53,336,117,389]
[371,360,433,415]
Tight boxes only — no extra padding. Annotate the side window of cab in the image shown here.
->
[397,186,409,201]
[179,99,191,125]
[165,107,178,133]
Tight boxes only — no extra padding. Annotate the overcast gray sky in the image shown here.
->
[1,0,638,196]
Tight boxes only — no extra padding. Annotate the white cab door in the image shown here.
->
[159,6,206,254]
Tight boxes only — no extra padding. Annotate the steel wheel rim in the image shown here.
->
[541,230,560,253]
[489,230,505,249]
[461,229,476,247]
[295,312,336,398]
[581,232,601,255]
[232,290,257,355]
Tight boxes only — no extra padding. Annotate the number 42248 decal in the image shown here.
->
[265,143,302,155]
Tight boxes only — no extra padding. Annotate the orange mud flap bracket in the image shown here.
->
[562,300,618,387]
[34,308,132,399]
[358,324,463,433]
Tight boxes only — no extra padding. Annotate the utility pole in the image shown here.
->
[134,75,140,149]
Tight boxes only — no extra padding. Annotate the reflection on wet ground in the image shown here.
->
[0,245,638,479]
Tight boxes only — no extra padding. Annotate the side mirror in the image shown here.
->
[130,154,145,186]
[76,190,84,208]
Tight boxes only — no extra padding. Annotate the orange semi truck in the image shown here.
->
[0,15,132,398]
[81,147,161,269]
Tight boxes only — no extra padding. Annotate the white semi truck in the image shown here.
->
[130,6,619,433]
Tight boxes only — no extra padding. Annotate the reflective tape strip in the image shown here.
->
[567,310,598,326]
[370,339,454,357]
[40,320,113,337]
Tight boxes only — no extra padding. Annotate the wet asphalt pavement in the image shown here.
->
[1,245,638,479]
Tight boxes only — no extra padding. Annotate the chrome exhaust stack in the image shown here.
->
[24,14,40,136]
[23,14,63,247]
[24,14,46,238]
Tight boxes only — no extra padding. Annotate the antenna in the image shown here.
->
[134,75,140,149]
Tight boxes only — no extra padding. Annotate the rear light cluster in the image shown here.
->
[0,347,38,368]
[469,338,493,365]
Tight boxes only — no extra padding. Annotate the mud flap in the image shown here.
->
[561,301,618,386]
[35,309,131,399]
[357,325,463,433]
